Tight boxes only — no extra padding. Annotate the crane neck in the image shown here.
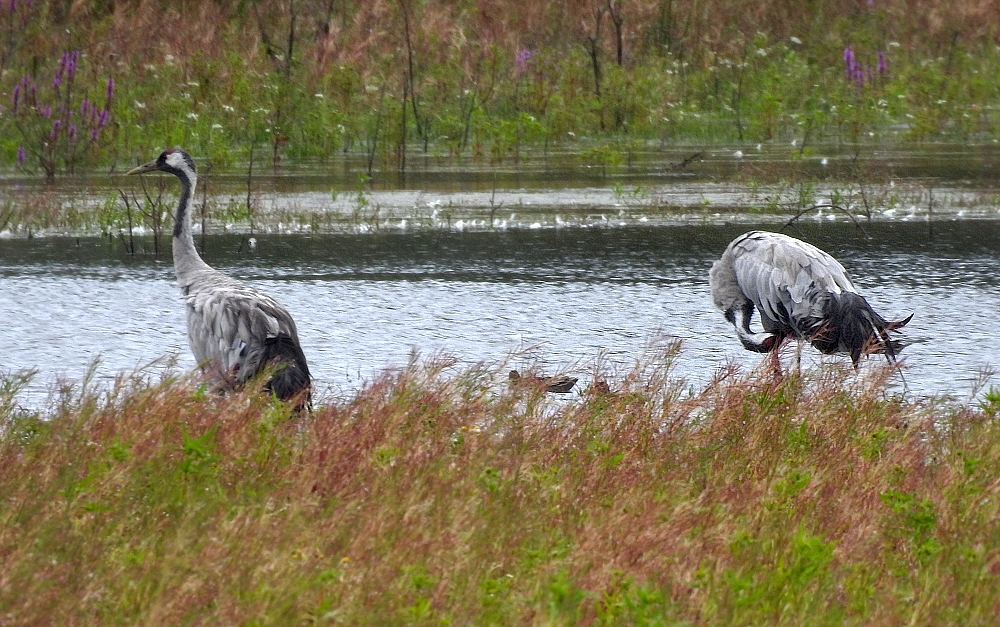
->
[172,168,210,277]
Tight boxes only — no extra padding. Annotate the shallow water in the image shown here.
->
[2,220,999,406]
[3,142,1000,238]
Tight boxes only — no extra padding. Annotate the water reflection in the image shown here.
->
[2,221,999,405]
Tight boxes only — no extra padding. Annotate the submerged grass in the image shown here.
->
[2,349,999,625]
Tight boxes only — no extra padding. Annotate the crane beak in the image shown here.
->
[126,160,159,175]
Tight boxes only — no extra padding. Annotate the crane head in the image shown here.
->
[126,148,195,176]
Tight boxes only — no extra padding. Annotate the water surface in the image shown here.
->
[3,221,998,405]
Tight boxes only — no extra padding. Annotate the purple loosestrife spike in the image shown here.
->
[53,74,61,90]
[41,105,51,118]
[90,127,98,142]
[53,119,61,132]
[69,123,77,141]
[515,49,536,74]
[877,50,886,74]
[17,146,25,167]
[8,0,15,12]
[98,108,108,128]
[12,84,20,110]
[81,97,89,116]
[106,77,114,103]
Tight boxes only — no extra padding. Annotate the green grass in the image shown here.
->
[2,351,999,625]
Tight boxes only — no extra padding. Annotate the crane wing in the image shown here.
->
[731,231,857,333]
[183,277,302,383]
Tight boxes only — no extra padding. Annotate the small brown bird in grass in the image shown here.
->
[508,370,578,393]
[586,379,612,396]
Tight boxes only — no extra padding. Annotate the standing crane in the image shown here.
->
[709,230,911,366]
[127,148,311,406]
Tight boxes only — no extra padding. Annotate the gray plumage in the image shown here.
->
[127,149,311,405]
[709,230,911,365]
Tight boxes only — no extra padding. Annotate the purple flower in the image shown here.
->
[8,0,16,12]
[12,83,20,110]
[515,49,536,74]
[105,77,114,103]
[98,108,108,128]
[53,119,61,132]
[843,46,864,89]
[90,127,99,141]
[17,146,25,167]
[81,97,89,117]
[877,50,886,74]
[69,123,77,141]
[53,74,61,90]
[41,105,51,118]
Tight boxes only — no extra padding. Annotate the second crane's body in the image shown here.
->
[710,230,911,365]
[128,149,311,404]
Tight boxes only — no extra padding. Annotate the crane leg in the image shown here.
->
[768,341,783,379]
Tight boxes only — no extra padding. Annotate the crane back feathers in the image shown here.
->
[183,270,311,402]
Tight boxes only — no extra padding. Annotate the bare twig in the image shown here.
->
[667,151,703,171]
[781,203,869,235]
[116,189,135,255]
[488,172,503,229]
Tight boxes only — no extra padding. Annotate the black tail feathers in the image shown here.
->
[261,335,312,409]
[813,292,911,366]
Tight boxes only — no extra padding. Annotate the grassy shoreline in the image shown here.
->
[3,352,999,625]
[2,1,1000,177]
